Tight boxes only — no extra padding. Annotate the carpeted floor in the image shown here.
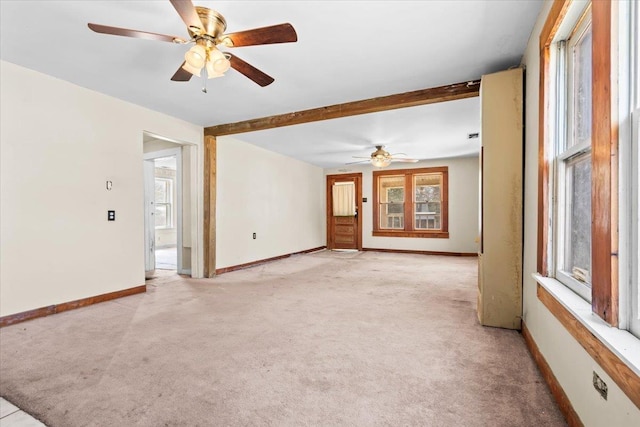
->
[0,251,565,426]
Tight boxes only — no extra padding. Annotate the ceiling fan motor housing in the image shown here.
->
[188,7,227,39]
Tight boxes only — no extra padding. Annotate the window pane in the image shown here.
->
[155,204,169,228]
[414,174,441,230]
[564,154,591,285]
[379,176,404,229]
[155,179,170,204]
[571,22,592,147]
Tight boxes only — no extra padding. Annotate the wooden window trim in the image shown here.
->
[537,0,618,324]
[372,167,449,239]
[538,283,640,410]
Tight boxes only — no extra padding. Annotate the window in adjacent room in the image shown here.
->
[373,167,448,238]
[155,177,173,229]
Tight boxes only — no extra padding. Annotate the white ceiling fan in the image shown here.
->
[347,146,419,168]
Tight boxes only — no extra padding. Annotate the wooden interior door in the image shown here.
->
[326,173,362,250]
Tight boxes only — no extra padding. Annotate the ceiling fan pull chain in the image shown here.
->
[202,76,207,93]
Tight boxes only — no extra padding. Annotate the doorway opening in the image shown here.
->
[152,155,179,270]
[144,148,182,276]
[143,131,201,279]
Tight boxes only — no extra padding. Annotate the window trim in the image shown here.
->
[372,166,449,239]
[538,0,619,326]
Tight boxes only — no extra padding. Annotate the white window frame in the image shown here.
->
[553,6,593,302]
[629,0,640,337]
[155,177,174,229]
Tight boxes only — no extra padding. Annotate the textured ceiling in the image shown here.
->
[0,1,541,167]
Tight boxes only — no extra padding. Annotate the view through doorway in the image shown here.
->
[144,145,183,277]
[153,156,178,270]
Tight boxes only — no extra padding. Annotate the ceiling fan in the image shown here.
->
[88,0,297,88]
[347,146,419,168]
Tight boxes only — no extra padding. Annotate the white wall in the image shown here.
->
[324,155,479,254]
[521,4,640,426]
[0,61,203,317]
[216,136,325,269]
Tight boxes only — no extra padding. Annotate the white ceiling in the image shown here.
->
[0,1,541,168]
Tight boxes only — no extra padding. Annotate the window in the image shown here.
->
[554,9,593,301]
[630,0,640,338]
[373,167,448,238]
[539,0,640,335]
[155,177,173,229]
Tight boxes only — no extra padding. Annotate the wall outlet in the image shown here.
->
[107,210,115,221]
[253,232,256,239]
[593,371,608,400]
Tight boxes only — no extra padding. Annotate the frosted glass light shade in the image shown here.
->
[213,57,231,73]
[208,48,231,73]
[185,44,206,68]
[205,61,224,79]
[181,61,202,77]
[371,157,391,168]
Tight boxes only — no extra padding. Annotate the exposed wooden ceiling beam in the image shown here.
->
[204,80,480,137]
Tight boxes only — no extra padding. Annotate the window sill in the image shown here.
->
[372,231,449,239]
[533,273,640,408]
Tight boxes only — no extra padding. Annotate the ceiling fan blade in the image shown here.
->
[171,62,193,81]
[345,160,370,165]
[222,23,297,47]
[351,156,371,159]
[391,158,419,163]
[169,0,203,32]
[228,54,275,87]
[88,23,185,43]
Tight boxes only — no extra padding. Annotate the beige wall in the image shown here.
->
[324,155,479,254]
[0,60,202,316]
[216,136,325,269]
[521,4,640,425]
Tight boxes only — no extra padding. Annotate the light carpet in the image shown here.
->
[0,251,565,426]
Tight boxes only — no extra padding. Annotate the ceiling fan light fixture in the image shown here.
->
[371,157,391,168]
[205,61,224,79]
[208,48,231,73]
[181,61,202,77]
[185,44,207,68]
[213,58,230,73]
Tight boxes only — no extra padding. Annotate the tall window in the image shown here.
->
[540,0,640,336]
[631,0,640,338]
[155,177,173,229]
[554,9,593,301]
[373,167,448,238]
